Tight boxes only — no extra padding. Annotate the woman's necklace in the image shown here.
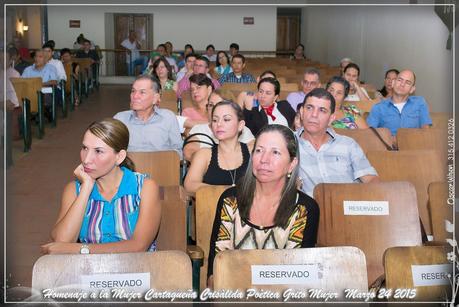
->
[220,145,240,187]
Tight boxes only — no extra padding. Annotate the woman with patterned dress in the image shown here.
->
[326,76,369,129]
[207,124,319,287]
[42,118,161,254]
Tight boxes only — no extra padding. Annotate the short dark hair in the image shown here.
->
[157,43,166,50]
[195,56,210,67]
[60,48,71,56]
[326,76,350,98]
[46,40,56,48]
[189,73,213,88]
[304,67,320,79]
[303,88,336,114]
[42,42,54,51]
[231,53,246,64]
[206,44,215,51]
[83,39,91,45]
[258,77,280,96]
[385,68,400,78]
[344,63,360,76]
[134,74,162,93]
[259,70,277,79]
[185,53,198,61]
[229,43,239,50]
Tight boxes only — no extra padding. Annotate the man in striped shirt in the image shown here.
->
[218,54,256,85]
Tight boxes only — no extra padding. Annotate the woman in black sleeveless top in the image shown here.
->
[184,101,251,194]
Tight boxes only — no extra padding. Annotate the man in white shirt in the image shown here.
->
[42,42,66,82]
[121,31,148,76]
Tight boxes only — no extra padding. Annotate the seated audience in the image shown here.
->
[42,118,161,254]
[377,68,399,99]
[150,57,177,92]
[76,39,100,80]
[184,101,251,194]
[176,53,197,83]
[113,75,183,156]
[177,56,220,98]
[286,67,321,111]
[42,42,66,82]
[182,74,219,122]
[165,41,180,63]
[21,49,58,87]
[343,63,372,102]
[184,94,254,161]
[213,51,232,77]
[296,88,379,197]
[243,77,296,136]
[229,42,239,58]
[367,69,432,136]
[207,124,320,286]
[218,54,256,85]
[13,36,32,63]
[161,42,178,73]
[326,76,368,129]
[8,46,31,74]
[291,43,306,60]
[203,44,217,62]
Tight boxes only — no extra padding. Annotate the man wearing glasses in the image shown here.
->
[286,67,322,111]
[176,56,220,98]
[367,69,432,136]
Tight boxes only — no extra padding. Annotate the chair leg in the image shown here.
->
[51,87,57,127]
[191,258,203,299]
[22,99,32,152]
[61,81,67,118]
[37,92,44,139]
[70,77,75,112]
[84,71,89,98]
[78,73,83,104]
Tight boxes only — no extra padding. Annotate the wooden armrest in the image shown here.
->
[423,240,449,247]
[187,245,204,260]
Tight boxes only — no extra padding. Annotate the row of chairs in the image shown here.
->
[9,59,99,152]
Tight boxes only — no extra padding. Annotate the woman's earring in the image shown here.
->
[287,173,291,178]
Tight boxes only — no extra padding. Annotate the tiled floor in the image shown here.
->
[5,85,131,299]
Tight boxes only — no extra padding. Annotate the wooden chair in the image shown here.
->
[73,58,93,98]
[396,128,448,164]
[32,251,193,297]
[128,151,181,186]
[213,247,368,300]
[366,149,446,236]
[10,77,46,151]
[279,82,299,92]
[384,246,451,301]
[313,181,423,285]
[187,185,228,292]
[430,112,451,130]
[334,127,393,153]
[180,91,194,111]
[155,186,188,252]
[221,83,257,98]
[428,182,453,242]
[159,90,178,114]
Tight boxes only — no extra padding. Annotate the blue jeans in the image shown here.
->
[127,56,148,76]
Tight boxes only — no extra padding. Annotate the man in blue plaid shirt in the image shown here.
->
[218,54,256,85]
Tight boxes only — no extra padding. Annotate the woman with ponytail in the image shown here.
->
[43,118,161,254]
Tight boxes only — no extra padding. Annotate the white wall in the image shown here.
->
[302,5,453,113]
[47,5,276,51]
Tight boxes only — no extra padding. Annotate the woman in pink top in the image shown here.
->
[182,73,214,121]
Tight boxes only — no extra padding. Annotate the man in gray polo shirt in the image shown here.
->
[114,75,183,157]
[296,88,379,197]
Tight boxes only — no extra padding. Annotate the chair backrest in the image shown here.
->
[10,77,43,113]
[430,112,451,130]
[128,151,180,186]
[221,83,257,97]
[155,186,188,252]
[32,251,192,294]
[279,82,299,92]
[213,247,368,299]
[428,182,452,242]
[396,128,448,164]
[366,149,446,236]
[334,127,393,153]
[159,90,178,113]
[73,58,92,72]
[384,246,451,301]
[313,181,422,285]
[181,91,194,110]
[195,185,229,290]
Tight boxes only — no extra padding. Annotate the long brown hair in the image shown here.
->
[87,118,136,171]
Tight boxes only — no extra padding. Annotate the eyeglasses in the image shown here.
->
[194,63,207,68]
[303,81,318,87]
[206,103,214,109]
